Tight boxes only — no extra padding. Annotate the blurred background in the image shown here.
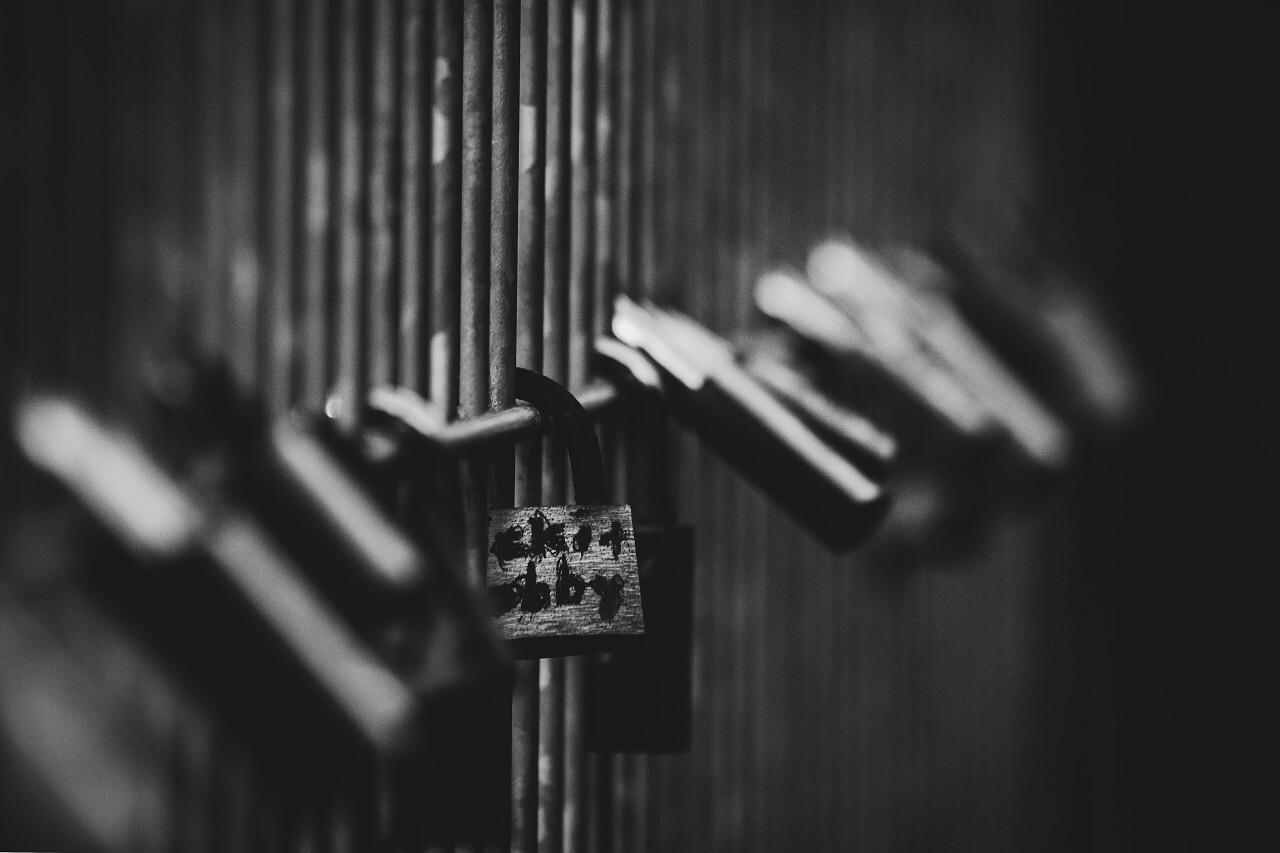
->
[1,0,1276,850]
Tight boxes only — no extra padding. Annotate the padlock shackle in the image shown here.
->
[514,368,608,506]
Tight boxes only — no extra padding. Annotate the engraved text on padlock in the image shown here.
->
[487,504,643,640]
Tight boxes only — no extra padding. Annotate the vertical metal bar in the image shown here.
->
[609,3,638,851]
[566,0,596,394]
[491,0,519,419]
[563,655,588,853]
[332,0,368,429]
[298,0,332,408]
[0,2,21,385]
[398,0,430,393]
[366,0,401,391]
[634,0,656,302]
[830,19,860,853]
[104,0,151,411]
[633,7,659,836]
[737,5,764,850]
[230,1,268,843]
[195,0,228,363]
[590,0,616,343]
[757,7,786,850]
[620,2,651,848]
[543,0,572,395]
[538,656,566,853]
[493,15,528,853]
[513,0,547,849]
[293,0,332,836]
[564,1,596,850]
[700,0,730,849]
[431,0,463,413]
[588,1,618,848]
[664,0,709,844]
[460,2,499,849]
[262,0,297,414]
[539,1,572,849]
[62,0,92,395]
[224,0,262,392]
[517,1,548,386]
[798,14,822,851]
[613,0,635,302]
[366,3,402,844]
[460,0,493,420]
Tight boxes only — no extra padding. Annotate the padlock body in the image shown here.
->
[486,504,644,659]
[586,523,694,752]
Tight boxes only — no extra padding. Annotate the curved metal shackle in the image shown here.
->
[514,367,608,507]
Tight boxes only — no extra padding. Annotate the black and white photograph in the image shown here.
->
[1,0,1275,849]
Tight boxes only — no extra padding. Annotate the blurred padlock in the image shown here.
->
[753,268,1014,558]
[13,386,513,844]
[486,368,644,660]
[806,239,1073,473]
[755,267,1000,445]
[738,329,897,483]
[11,392,420,759]
[613,296,890,551]
[934,194,1145,431]
[144,356,513,843]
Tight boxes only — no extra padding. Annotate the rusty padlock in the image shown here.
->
[486,368,644,659]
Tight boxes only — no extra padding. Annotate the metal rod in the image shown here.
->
[590,1,619,849]
[262,0,297,414]
[397,0,429,394]
[224,0,262,393]
[540,1,572,848]
[613,0,635,302]
[366,0,400,392]
[491,0,520,418]
[611,3,637,850]
[196,0,228,365]
[370,376,622,454]
[635,0,656,303]
[332,0,368,430]
[633,1,659,844]
[591,0,617,344]
[298,0,332,409]
[430,0,463,412]
[517,0,548,384]
[564,1,597,848]
[566,0,596,395]
[460,0,493,418]
[460,5,501,849]
[510,0,544,849]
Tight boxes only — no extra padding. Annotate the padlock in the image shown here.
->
[486,368,644,660]
[755,266,1000,445]
[11,392,418,758]
[931,197,1145,432]
[739,328,897,483]
[751,270,1009,558]
[585,339,695,753]
[612,296,890,551]
[144,357,513,842]
[14,386,513,844]
[806,239,1073,473]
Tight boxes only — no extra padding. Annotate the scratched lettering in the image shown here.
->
[486,507,635,625]
[599,519,627,559]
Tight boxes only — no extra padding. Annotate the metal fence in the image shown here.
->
[1,1,1132,851]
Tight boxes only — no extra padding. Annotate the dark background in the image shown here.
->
[1045,0,1278,846]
